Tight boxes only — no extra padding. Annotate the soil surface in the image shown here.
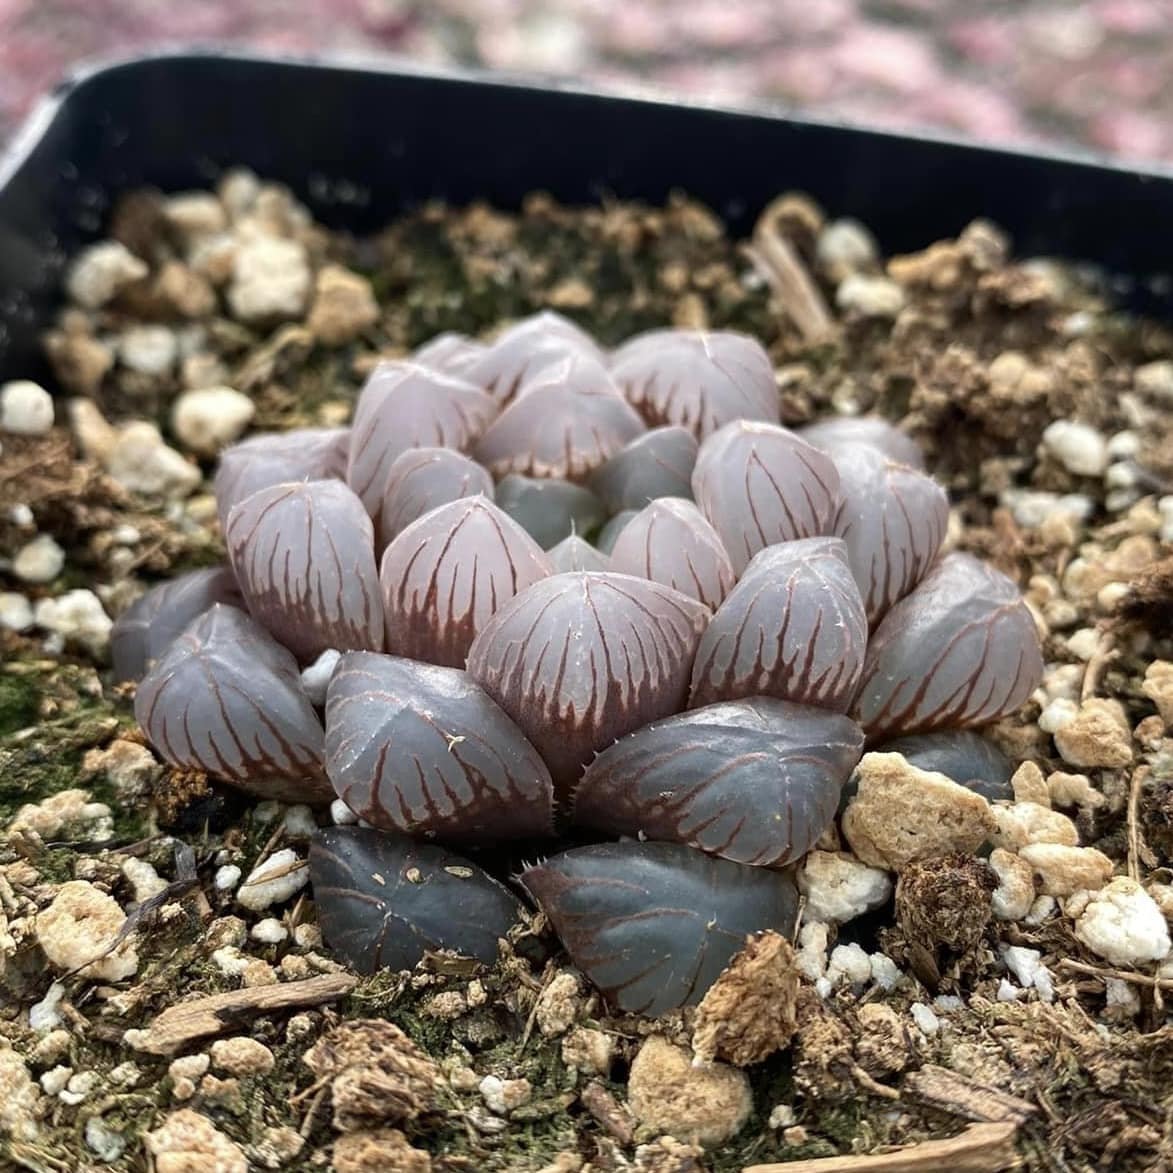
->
[1,176,1172,1173]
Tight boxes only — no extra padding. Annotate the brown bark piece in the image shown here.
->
[741,1120,1019,1173]
[126,973,356,1055]
[902,1064,1037,1123]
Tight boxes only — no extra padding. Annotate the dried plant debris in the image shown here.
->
[0,170,1172,1173]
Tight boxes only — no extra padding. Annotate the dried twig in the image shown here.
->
[1058,957,1173,991]
[742,1121,1020,1173]
[743,214,835,344]
[126,972,357,1055]
[1080,630,1116,702]
[902,1064,1037,1123]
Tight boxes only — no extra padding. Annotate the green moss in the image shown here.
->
[0,670,40,738]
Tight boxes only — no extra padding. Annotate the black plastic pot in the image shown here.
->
[3,50,1173,382]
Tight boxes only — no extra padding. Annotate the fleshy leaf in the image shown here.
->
[111,566,242,683]
[609,329,780,438]
[466,572,709,796]
[346,360,496,519]
[413,332,487,375]
[495,474,606,549]
[463,310,603,405]
[690,538,867,712]
[214,428,350,528]
[798,415,925,469]
[310,826,524,973]
[573,698,863,866]
[377,447,494,549]
[135,604,328,802]
[607,497,736,610]
[852,552,1045,741]
[325,652,554,841]
[596,509,638,555]
[521,841,798,1014]
[829,442,949,625]
[226,479,383,662]
[474,353,645,480]
[590,425,699,512]
[379,497,552,668]
[692,420,840,574]
[547,535,611,573]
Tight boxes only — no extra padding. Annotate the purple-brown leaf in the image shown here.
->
[111,566,242,683]
[226,479,383,662]
[474,353,645,481]
[135,604,329,802]
[379,497,553,668]
[692,420,841,574]
[798,416,925,469]
[852,552,1045,741]
[310,827,524,973]
[689,537,867,712]
[607,497,736,610]
[324,652,555,841]
[377,446,494,549]
[547,535,611,573]
[590,425,699,512]
[346,360,497,519]
[609,329,780,438]
[214,428,350,528]
[573,698,863,866]
[521,841,798,1014]
[465,572,709,796]
[829,442,949,625]
[463,310,603,405]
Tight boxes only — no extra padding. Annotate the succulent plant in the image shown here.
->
[116,312,1044,1016]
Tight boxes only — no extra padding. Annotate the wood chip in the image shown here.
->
[125,973,356,1055]
[741,1121,1019,1173]
[902,1064,1037,1123]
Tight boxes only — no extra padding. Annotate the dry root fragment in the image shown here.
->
[743,1120,1019,1173]
[691,931,799,1067]
[302,1019,442,1133]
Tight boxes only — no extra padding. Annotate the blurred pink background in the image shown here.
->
[3,0,1173,161]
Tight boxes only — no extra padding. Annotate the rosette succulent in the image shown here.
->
[114,310,1044,1016]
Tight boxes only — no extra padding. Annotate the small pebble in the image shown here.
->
[250,918,288,945]
[816,218,877,279]
[0,380,54,435]
[40,1066,72,1096]
[1053,698,1133,768]
[28,984,66,1033]
[85,1117,126,1163]
[282,804,318,839]
[1072,877,1172,967]
[210,1037,275,1078]
[1135,359,1173,401]
[118,325,178,376]
[330,799,358,826]
[0,592,34,632]
[171,386,255,456]
[13,534,65,584]
[228,237,311,322]
[66,240,148,308]
[33,590,112,657]
[236,849,308,911]
[798,850,892,924]
[1042,420,1108,476]
[105,422,201,497]
[826,943,872,987]
[909,1003,939,1035]
[59,1070,97,1105]
[300,648,341,707]
[836,273,905,318]
[122,858,168,902]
